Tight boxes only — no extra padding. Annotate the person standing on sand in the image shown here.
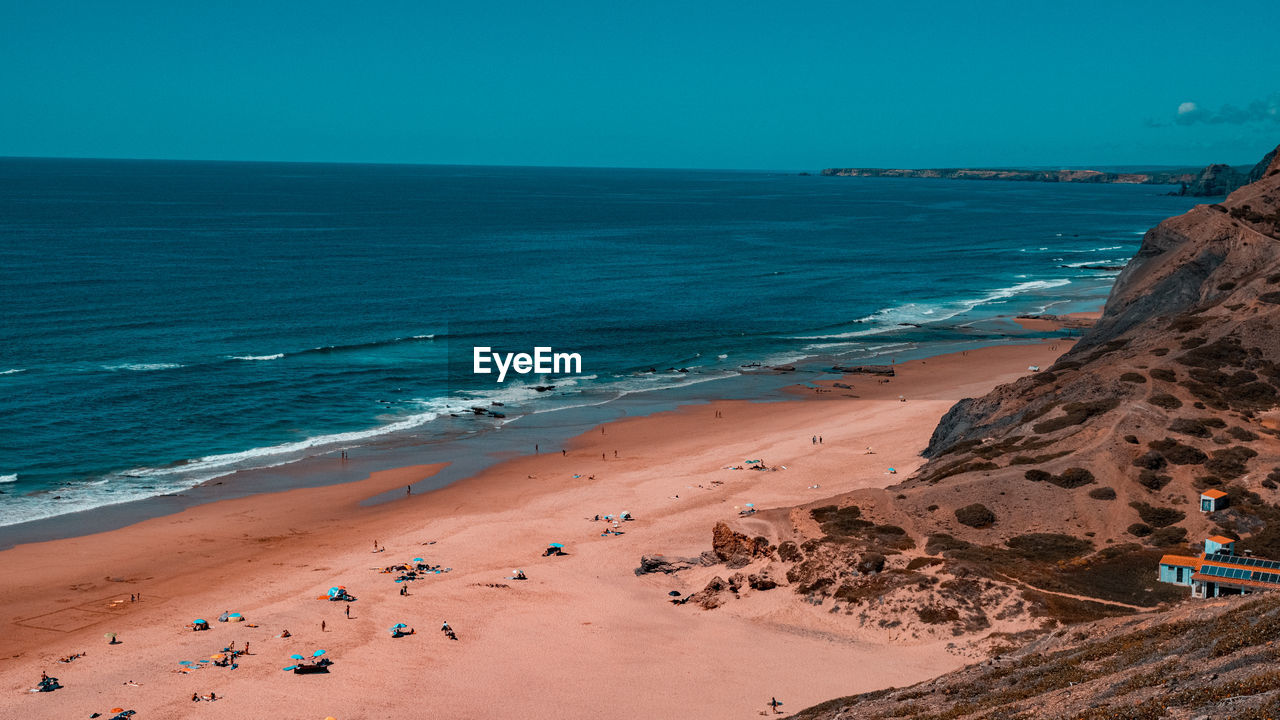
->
[345,604,350,619]
[771,697,781,713]
[535,444,539,454]
[321,620,326,632]
[406,484,411,495]
[561,449,566,456]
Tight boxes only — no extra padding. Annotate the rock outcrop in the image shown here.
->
[710,521,773,567]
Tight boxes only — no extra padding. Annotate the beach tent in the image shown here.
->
[228,613,244,622]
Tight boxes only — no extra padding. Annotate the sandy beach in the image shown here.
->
[0,340,1069,720]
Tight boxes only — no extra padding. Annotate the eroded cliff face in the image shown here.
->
[926,143,1280,463]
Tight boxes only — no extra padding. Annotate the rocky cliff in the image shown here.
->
[775,141,1280,717]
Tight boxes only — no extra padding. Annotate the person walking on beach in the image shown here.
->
[344,604,350,619]
[406,484,411,495]
[811,436,816,444]
[819,436,823,444]
[321,620,326,633]
[770,697,781,713]
[561,449,566,456]
[535,444,539,454]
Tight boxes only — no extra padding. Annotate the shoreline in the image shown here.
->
[0,339,1070,719]
[0,318,1080,549]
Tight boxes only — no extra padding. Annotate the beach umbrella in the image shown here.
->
[211,654,224,660]
[111,708,124,714]
[289,654,305,660]
[313,649,326,657]
[104,632,117,641]
[390,623,407,630]
[282,665,297,671]
[548,542,563,548]
[193,619,206,624]
[412,557,423,562]
[745,503,754,508]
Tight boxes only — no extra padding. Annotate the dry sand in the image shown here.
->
[0,341,1068,720]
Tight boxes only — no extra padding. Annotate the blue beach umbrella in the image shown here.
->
[313,649,326,657]
[745,503,754,508]
[282,665,297,671]
[549,543,564,548]
[412,558,423,562]
[178,661,194,666]
[193,619,206,624]
[289,654,305,660]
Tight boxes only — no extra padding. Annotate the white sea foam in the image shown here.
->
[793,279,1073,340]
[103,362,185,371]
[0,369,25,375]
[1063,258,1127,269]
[0,473,16,483]
[229,354,285,361]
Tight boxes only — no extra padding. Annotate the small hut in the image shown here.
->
[1200,489,1229,513]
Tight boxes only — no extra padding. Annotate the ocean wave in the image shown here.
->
[0,368,25,375]
[103,362,185,372]
[0,473,16,483]
[297,334,443,357]
[792,279,1073,340]
[1061,259,1128,269]
[229,353,285,361]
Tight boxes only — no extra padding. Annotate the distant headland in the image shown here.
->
[821,151,1277,197]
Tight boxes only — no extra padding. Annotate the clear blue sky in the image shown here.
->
[2,0,1277,169]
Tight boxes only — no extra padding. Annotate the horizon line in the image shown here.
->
[0,152,1262,175]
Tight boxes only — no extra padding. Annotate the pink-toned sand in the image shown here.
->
[0,341,1067,720]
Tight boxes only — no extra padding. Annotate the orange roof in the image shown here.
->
[1202,489,1228,500]
[1207,535,1236,545]
[1160,554,1201,568]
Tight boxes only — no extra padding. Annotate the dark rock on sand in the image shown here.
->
[833,364,895,376]
[634,555,699,576]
